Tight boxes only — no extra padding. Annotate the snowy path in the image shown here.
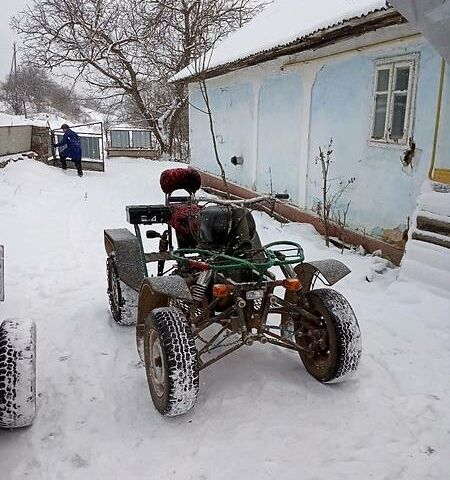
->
[0,159,449,480]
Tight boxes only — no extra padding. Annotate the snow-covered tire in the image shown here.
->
[106,255,137,326]
[144,307,199,416]
[0,320,36,429]
[298,289,361,383]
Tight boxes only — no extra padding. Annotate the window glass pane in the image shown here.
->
[110,131,130,148]
[80,136,101,159]
[373,94,388,139]
[395,67,410,91]
[132,131,152,148]
[376,69,390,91]
[390,94,408,139]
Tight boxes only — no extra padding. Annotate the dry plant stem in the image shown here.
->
[199,78,230,199]
[315,139,354,248]
[337,201,350,254]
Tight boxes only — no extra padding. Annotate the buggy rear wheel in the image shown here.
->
[106,254,137,326]
[144,307,199,416]
[0,320,36,428]
[296,289,361,383]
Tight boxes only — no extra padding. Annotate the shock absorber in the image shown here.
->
[191,270,212,303]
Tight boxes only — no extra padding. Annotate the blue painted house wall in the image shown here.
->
[256,71,304,204]
[307,41,441,238]
[436,64,450,172]
[188,35,443,244]
[190,83,255,190]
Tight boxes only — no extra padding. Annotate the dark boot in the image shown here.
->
[75,160,83,177]
[60,159,67,170]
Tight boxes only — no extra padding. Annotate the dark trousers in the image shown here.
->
[60,153,83,173]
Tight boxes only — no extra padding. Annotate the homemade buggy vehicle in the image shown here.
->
[0,245,37,429]
[104,168,362,417]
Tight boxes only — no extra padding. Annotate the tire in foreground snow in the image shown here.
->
[299,289,362,383]
[0,319,36,428]
[144,307,199,417]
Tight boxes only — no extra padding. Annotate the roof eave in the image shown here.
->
[176,7,406,84]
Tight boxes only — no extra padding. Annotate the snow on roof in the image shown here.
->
[174,0,390,82]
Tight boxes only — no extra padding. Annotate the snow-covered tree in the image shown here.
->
[13,0,267,154]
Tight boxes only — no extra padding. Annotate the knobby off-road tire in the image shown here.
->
[0,320,36,428]
[144,307,199,416]
[298,289,361,383]
[106,255,137,326]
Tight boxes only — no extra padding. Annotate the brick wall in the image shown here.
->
[31,126,50,161]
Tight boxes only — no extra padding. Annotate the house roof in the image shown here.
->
[173,0,396,83]
[390,0,450,63]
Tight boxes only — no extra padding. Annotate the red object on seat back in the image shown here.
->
[169,204,200,239]
[160,168,202,195]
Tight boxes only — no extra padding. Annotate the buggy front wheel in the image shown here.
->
[144,307,199,416]
[296,289,361,383]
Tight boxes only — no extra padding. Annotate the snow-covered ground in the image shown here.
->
[0,158,449,480]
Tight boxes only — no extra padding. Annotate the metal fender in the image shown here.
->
[295,259,351,292]
[136,276,192,359]
[104,228,146,292]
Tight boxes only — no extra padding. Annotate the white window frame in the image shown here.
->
[369,54,419,147]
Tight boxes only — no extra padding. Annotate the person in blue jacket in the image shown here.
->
[54,124,83,177]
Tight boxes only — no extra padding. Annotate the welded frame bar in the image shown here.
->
[134,224,148,277]
[198,342,244,371]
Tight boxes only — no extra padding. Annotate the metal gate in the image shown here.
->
[50,122,105,171]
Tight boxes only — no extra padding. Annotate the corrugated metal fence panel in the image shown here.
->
[110,130,130,148]
[132,130,152,148]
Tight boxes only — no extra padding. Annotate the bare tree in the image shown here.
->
[1,64,81,119]
[335,201,351,254]
[314,139,355,247]
[13,0,267,155]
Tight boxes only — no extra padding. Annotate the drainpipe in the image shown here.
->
[429,58,446,181]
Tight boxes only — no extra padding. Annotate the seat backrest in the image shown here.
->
[160,168,201,195]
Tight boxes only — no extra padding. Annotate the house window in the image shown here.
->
[370,55,418,145]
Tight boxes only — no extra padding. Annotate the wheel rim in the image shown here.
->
[297,298,337,381]
[147,329,166,398]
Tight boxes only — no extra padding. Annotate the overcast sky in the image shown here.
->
[0,0,30,79]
